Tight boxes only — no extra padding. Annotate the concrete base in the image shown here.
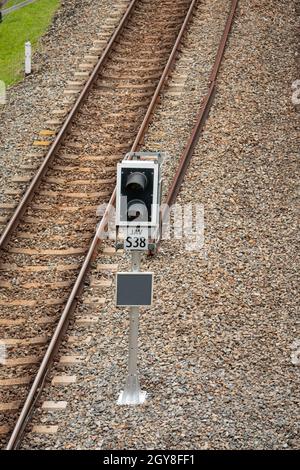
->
[117,375,147,405]
[117,390,147,405]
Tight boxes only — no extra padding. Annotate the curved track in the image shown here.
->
[1,0,239,450]
[1,0,198,449]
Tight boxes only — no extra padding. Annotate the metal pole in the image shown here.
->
[128,307,139,378]
[117,251,146,405]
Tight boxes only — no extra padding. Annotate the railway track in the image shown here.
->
[0,0,198,449]
[0,0,239,450]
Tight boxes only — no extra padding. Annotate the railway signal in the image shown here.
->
[115,152,162,405]
[116,152,162,251]
[116,155,161,224]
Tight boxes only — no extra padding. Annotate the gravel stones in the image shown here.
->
[12,0,300,451]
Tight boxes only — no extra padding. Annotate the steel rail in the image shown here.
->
[165,82,216,208]
[209,0,239,83]
[6,0,198,449]
[0,0,139,250]
[2,0,38,16]
[163,0,238,217]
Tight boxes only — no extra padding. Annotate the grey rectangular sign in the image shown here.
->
[116,272,153,307]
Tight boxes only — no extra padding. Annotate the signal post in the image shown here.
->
[115,152,162,405]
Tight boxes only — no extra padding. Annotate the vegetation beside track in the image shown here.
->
[0,0,60,86]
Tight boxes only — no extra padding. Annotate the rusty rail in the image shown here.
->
[164,0,238,214]
[209,0,239,83]
[165,82,216,208]
[6,0,198,450]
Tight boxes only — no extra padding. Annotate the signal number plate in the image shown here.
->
[124,226,149,251]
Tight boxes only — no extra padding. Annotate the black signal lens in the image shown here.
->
[127,199,148,222]
[126,172,147,192]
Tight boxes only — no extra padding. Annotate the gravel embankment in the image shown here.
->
[21,0,299,450]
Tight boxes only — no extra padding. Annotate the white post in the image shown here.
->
[25,41,31,75]
[0,80,6,105]
[117,251,147,405]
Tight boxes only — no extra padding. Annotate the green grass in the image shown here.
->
[0,0,60,86]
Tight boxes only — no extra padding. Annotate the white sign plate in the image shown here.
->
[124,226,149,251]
